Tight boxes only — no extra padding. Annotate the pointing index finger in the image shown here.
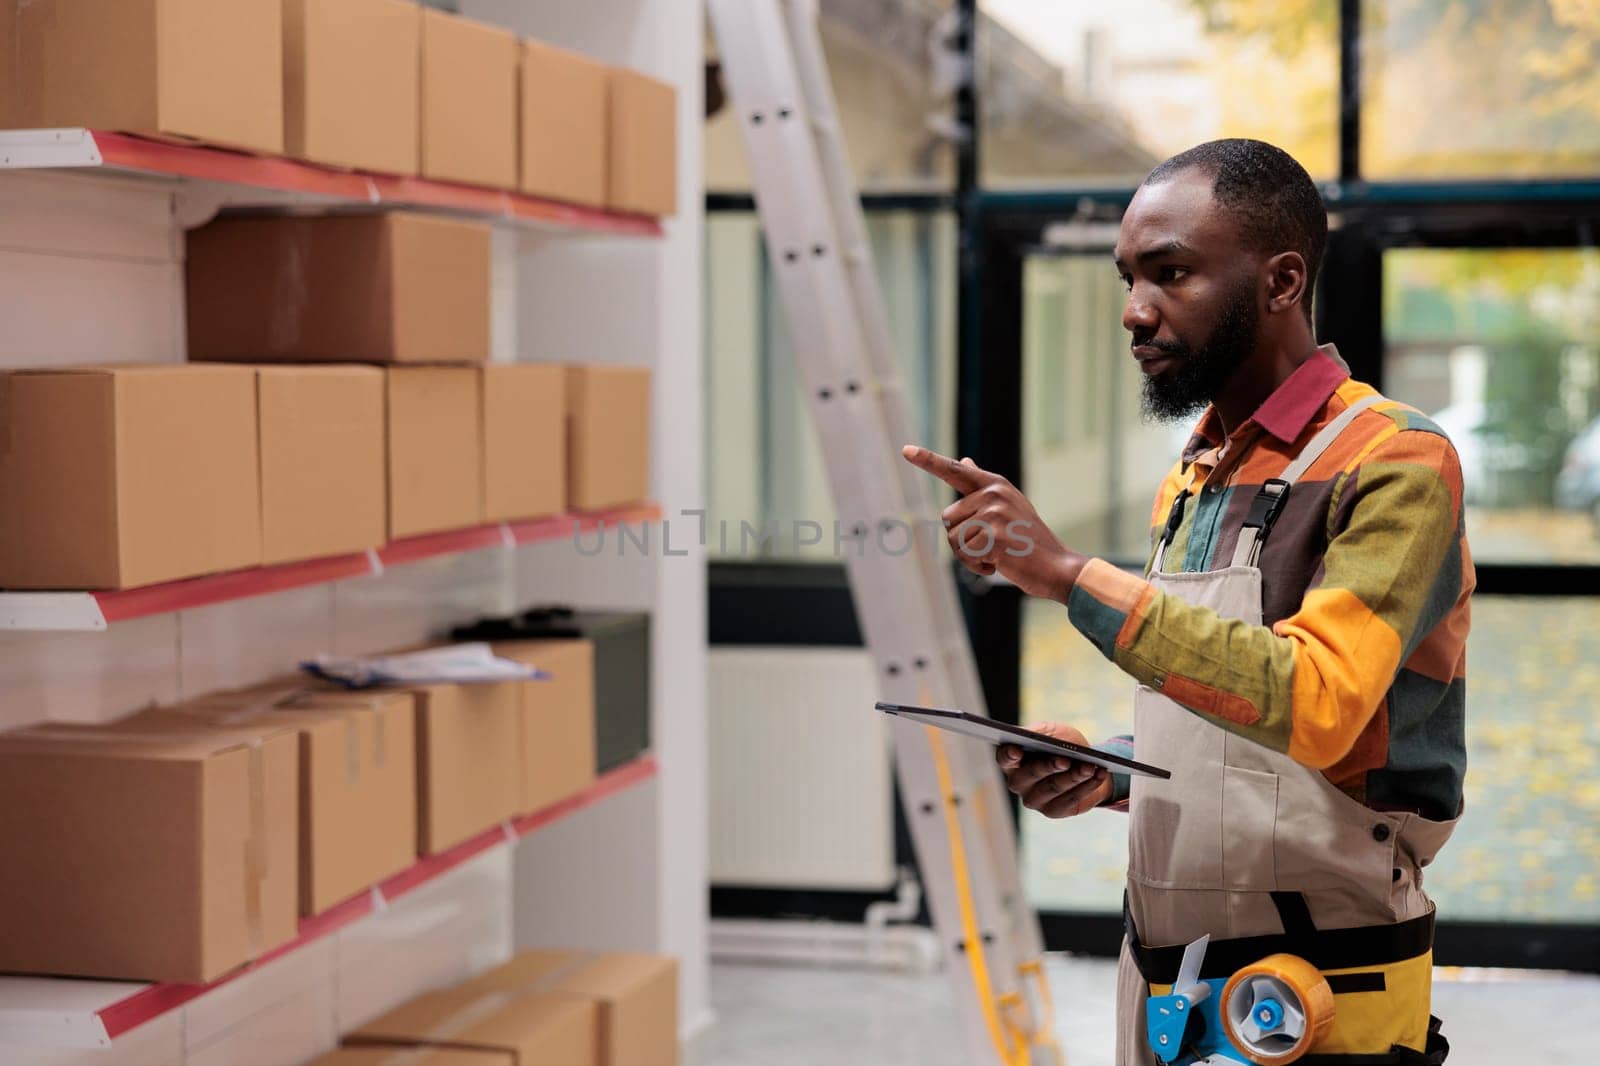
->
[901,445,985,493]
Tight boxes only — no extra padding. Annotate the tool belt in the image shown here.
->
[1126,893,1450,1064]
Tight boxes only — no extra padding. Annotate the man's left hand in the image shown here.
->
[901,445,1087,604]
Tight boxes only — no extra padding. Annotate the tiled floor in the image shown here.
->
[687,957,1598,1065]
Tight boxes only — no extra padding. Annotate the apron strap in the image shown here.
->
[1152,488,1190,573]
[1124,892,1435,983]
[1230,394,1386,568]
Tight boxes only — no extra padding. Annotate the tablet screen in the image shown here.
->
[876,701,1170,779]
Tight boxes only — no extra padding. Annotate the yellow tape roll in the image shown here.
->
[1220,953,1335,1064]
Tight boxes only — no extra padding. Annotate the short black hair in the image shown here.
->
[1143,139,1327,322]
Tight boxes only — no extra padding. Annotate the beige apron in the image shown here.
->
[1113,395,1460,1064]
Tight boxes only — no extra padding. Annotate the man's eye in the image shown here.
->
[1159,266,1189,283]
[1118,273,1133,290]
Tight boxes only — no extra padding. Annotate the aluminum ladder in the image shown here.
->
[707,3,1062,1062]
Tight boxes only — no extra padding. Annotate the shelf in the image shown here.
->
[0,753,658,1049]
[0,128,665,237]
[0,503,663,631]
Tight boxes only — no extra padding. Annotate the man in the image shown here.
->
[904,139,1469,1064]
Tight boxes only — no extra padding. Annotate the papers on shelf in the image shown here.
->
[301,643,549,688]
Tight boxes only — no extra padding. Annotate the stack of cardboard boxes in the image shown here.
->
[0,638,606,984]
[313,950,678,1066]
[0,3,673,1052]
[0,0,676,216]
[0,206,653,590]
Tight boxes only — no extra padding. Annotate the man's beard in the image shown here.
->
[1140,283,1260,423]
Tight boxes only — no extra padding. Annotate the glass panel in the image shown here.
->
[1021,253,1189,563]
[1383,248,1600,565]
[1425,596,1600,924]
[979,0,1338,187]
[704,8,955,192]
[1361,0,1600,180]
[1020,593,1137,914]
[1021,593,1600,924]
[704,211,958,559]
[1019,245,1187,915]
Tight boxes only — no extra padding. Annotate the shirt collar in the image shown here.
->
[1180,344,1351,462]
[1253,344,1351,443]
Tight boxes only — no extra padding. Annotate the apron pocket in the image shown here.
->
[1275,787,1400,900]
[1221,765,1279,892]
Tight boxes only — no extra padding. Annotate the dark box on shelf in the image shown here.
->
[456,609,650,775]
[186,213,490,366]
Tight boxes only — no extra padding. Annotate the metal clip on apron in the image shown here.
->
[1114,395,1458,1066]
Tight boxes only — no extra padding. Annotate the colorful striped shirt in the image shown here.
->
[1074,346,1473,820]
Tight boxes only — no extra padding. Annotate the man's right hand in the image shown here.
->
[996,721,1113,818]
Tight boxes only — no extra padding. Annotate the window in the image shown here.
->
[1425,595,1600,924]
[1020,594,1136,914]
[979,0,1339,187]
[1020,593,1600,924]
[1360,0,1600,180]
[1022,250,1187,563]
[704,211,958,559]
[1383,248,1600,565]
[705,8,957,193]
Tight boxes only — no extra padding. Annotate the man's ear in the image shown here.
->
[1264,251,1309,316]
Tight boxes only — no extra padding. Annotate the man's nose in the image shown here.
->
[1123,287,1158,336]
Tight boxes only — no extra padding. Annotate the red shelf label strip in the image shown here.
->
[79,506,662,627]
[96,552,373,623]
[89,132,662,236]
[376,524,508,568]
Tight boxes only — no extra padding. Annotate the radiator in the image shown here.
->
[709,646,896,891]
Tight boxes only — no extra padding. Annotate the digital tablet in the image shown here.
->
[876,701,1171,779]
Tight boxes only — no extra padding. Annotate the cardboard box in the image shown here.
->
[0,0,283,154]
[520,40,607,207]
[492,640,597,812]
[255,365,387,566]
[389,367,484,539]
[350,983,596,1066]
[482,365,567,523]
[151,685,418,915]
[606,69,677,216]
[420,9,518,189]
[284,0,421,173]
[0,365,262,590]
[187,213,491,365]
[407,680,522,854]
[565,366,651,512]
[310,1049,512,1066]
[460,951,679,1066]
[0,722,299,982]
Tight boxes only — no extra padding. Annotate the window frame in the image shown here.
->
[703,0,1600,971]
